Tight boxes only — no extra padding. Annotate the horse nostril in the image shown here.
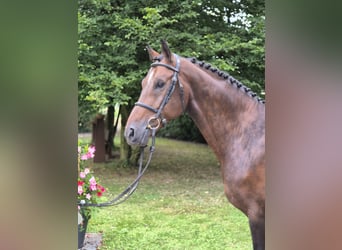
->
[129,128,135,138]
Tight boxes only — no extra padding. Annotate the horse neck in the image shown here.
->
[182,59,265,160]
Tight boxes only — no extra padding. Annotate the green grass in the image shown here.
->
[85,137,251,249]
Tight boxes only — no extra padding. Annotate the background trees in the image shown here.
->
[78,0,265,159]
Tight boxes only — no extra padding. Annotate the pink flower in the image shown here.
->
[78,185,83,195]
[86,193,91,200]
[88,146,96,157]
[84,168,90,175]
[80,146,96,160]
[89,176,97,191]
[79,172,86,178]
[89,176,96,185]
[81,154,89,160]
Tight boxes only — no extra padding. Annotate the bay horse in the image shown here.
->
[124,40,265,250]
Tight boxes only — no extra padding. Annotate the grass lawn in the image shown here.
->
[81,136,251,249]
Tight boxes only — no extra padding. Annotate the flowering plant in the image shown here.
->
[78,143,106,220]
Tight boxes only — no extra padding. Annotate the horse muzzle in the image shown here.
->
[124,122,151,146]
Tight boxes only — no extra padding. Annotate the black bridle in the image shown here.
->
[135,53,185,130]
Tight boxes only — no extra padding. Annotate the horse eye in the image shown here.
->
[155,80,165,89]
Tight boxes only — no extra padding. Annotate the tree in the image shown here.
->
[78,0,265,161]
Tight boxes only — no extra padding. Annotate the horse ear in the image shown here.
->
[161,40,172,63]
[146,45,160,62]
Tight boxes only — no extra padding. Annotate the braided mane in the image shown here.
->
[188,57,265,104]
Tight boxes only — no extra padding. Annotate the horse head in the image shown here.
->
[124,40,190,146]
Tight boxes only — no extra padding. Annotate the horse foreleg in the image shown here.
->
[249,217,265,250]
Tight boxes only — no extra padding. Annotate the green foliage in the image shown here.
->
[78,0,265,138]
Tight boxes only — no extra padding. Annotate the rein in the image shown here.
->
[78,128,157,207]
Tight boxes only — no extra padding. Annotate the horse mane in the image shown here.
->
[187,57,265,104]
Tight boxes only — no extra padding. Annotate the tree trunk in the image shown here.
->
[113,105,121,144]
[105,105,115,158]
[93,114,106,163]
[120,105,132,164]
